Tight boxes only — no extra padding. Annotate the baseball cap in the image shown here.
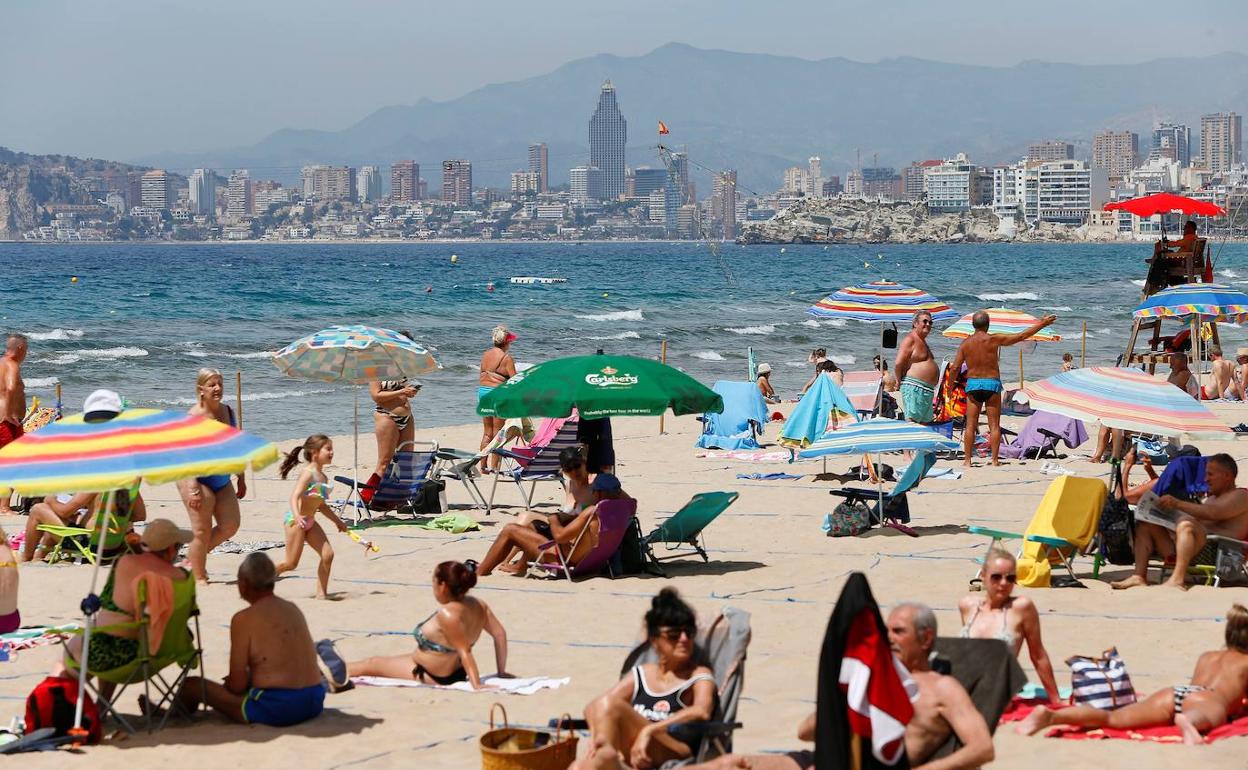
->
[757,363,772,374]
[591,473,621,492]
[141,519,194,551]
[83,389,123,422]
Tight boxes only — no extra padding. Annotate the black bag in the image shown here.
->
[412,479,445,514]
[1098,470,1134,566]
[611,516,648,576]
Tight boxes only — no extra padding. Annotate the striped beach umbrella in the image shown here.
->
[0,408,278,496]
[273,324,440,384]
[1133,283,1248,324]
[809,280,958,322]
[1024,367,1230,439]
[941,308,1062,341]
[798,417,960,458]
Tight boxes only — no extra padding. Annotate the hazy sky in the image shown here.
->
[2,0,1243,161]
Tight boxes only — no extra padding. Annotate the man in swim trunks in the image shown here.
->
[0,334,27,514]
[894,311,938,424]
[175,553,326,726]
[951,311,1057,467]
[1209,345,1234,400]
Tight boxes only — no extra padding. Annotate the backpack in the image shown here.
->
[822,501,873,537]
[25,676,101,744]
[610,516,648,576]
[412,479,446,515]
[1098,471,1135,566]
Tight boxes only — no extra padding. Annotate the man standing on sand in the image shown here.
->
[0,334,28,514]
[951,312,1057,467]
[171,552,326,726]
[894,311,938,424]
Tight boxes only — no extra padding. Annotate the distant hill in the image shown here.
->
[138,43,1248,194]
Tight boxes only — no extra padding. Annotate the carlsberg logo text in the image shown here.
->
[585,373,639,387]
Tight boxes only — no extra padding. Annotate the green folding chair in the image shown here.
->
[64,572,206,734]
[38,488,138,565]
[642,491,739,576]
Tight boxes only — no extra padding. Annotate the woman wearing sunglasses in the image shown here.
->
[958,548,1061,705]
[575,588,716,770]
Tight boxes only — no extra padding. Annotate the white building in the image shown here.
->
[844,169,863,197]
[226,170,251,219]
[356,165,382,203]
[782,166,809,196]
[188,169,216,217]
[924,154,988,212]
[647,189,667,223]
[569,166,603,202]
[253,185,292,212]
[140,170,171,210]
[806,156,823,198]
[510,171,541,198]
[1127,157,1181,194]
[992,159,1108,226]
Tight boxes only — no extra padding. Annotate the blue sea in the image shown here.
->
[1,241,1245,441]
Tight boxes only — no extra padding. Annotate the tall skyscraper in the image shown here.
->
[668,151,692,204]
[300,166,355,201]
[390,160,419,202]
[441,160,473,206]
[528,143,549,193]
[357,165,382,202]
[711,170,737,240]
[1152,122,1191,166]
[1091,130,1139,178]
[140,170,171,209]
[807,156,823,197]
[1200,113,1242,174]
[188,169,216,217]
[1026,141,1075,162]
[588,81,627,200]
[226,170,251,219]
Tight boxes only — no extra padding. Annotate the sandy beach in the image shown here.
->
[4,401,1248,769]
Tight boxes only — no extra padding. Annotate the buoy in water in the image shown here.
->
[425,285,432,293]
[70,276,79,283]
[780,248,786,253]
[602,292,609,298]
[486,282,494,292]
[450,254,459,264]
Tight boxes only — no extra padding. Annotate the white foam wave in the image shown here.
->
[785,362,809,368]
[691,351,725,361]
[184,350,275,359]
[1130,279,1146,287]
[823,319,848,327]
[25,328,84,341]
[831,355,856,365]
[588,331,641,341]
[800,320,821,328]
[1219,268,1240,278]
[1038,306,1072,312]
[41,347,148,366]
[154,388,335,406]
[575,309,644,322]
[25,376,59,388]
[1097,328,1114,336]
[977,292,1039,302]
[725,325,776,335]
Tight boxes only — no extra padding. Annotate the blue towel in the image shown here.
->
[780,376,858,447]
[736,472,803,480]
[1154,455,1208,499]
[695,380,770,451]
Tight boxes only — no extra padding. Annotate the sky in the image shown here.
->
[2,0,1244,162]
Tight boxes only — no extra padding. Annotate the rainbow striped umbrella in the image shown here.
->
[798,417,960,458]
[1024,367,1230,439]
[1133,283,1248,324]
[0,408,278,496]
[809,280,958,322]
[941,308,1061,341]
[273,325,440,384]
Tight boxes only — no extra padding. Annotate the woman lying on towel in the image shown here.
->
[335,560,509,690]
[571,589,717,770]
[1017,603,1248,745]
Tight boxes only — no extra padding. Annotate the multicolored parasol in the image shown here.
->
[272,325,440,384]
[941,308,1062,341]
[1133,283,1248,324]
[809,280,958,322]
[797,417,960,458]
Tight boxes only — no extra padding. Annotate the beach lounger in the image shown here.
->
[841,370,884,419]
[827,450,937,536]
[334,440,439,523]
[64,572,206,734]
[489,417,579,510]
[968,475,1107,588]
[528,497,637,580]
[694,381,768,451]
[642,491,739,576]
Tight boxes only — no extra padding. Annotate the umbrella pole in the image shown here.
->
[1018,347,1024,390]
[875,452,885,526]
[353,386,360,504]
[1081,322,1087,368]
[75,489,116,732]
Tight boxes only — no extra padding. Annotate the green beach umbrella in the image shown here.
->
[477,354,723,419]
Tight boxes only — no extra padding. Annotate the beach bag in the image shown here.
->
[1097,470,1135,566]
[1066,648,1136,710]
[479,703,577,770]
[610,515,647,576]
[412,479,446,514]
[1214,541,1248,586]
[24,676,101,744]
[823,501,872,537]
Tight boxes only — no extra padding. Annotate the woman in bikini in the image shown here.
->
[573,588,717,770]
[336,560,509,689]
[958,548,1061,704]
[363,330,421,503]
[178,368,245,583]
[0,520,18,634]
[478,325,517,472]
[275,434,349,599]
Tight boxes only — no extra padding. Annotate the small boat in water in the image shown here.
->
[510,276,568,285]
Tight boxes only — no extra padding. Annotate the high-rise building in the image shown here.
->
[188,169,216,217]
[1200,112,1243,174]
[993,159,1108,226]
[357,165,382,203]
[632,167,667,197]
[1152,122,1192,166]
[782,166,809,196]
[510,171,540,198]
[861,167,902,199]
[821,176,843,196]
[252,181,291,212]
[807,156,823,198]
[140,169,171,209]
[390,160,420,202]
[923,154,990,211]
[711,170,737,240]
[441,160,473,206]
[527,143,548,193]
[226,170,251,219]
[588,81,627,200]
[903,160,941,201]
[669,151,692,204]
[1027,141,1075,162]
[844,169,863,197]
[569,166,603,202]
[1091,130,1139,179]
[300,166,355,201]
[127,172,144,210]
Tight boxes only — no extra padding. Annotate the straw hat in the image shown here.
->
[757,363,772,375]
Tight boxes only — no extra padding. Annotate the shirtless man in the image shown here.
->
[895,311,938,424]
[1168,352,1200,399]
[1111,453,1248,590]
[1018,603,1248,746]
[951,312,1057,467]
[1235,352,1248,401]
[0,334,27,514]
[175,552,326,726]
[1153,220,1199,260]
[1209,345,1234,399]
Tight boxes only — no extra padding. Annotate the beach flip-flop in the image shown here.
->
[316,639,353,693]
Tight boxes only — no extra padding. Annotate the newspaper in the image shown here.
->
[1134,490,1182,531]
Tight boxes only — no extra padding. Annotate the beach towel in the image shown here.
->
[999,699,1248,743]
[735,472,803,481]
[696,381,770,451]
[1154,456,1208,499]
[209,540,284,555]
[780,376,858,449]
[133,572,175,651]
[414,513,481,533]
[998,411,1087,460]
[696,450,791,463]
[895,464,962,481]
[350,674,568,695]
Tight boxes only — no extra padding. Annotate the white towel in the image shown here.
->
[350,674,569,695]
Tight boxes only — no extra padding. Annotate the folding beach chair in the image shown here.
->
[489,417,579,510]
[827,450,937,536]
[841,370,884,420]
[967,474,1107,588]
[335,440,439,523]
[38,487,139,565]
[694,381,768,450]
[433,422,528,515]
[642,491,739,576]
[64,571,206,734]
[528,498,637,580]
[997,411,1086,461]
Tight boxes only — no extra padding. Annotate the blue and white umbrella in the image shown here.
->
[799,417,960,458]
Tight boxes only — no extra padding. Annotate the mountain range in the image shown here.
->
[138,43,1248,194]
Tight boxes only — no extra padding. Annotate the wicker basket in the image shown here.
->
[480,704,578,770]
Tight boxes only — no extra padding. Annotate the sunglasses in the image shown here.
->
[918,320,933,326]
[989,572,1017,584]
[657,625,696,642]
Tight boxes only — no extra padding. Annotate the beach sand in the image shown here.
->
[4,403,1248,769]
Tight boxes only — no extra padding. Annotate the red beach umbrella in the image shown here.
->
[1103,192,1226,218]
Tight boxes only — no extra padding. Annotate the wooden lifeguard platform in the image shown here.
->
[1122,238,1215,373]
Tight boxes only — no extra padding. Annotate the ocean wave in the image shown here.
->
[831,355,856,365]
[1038,306,1072,312]
[800,320,820,328]
[1130,279,1146,287]
[785,362,809,368]
[153,388,335,406]
[588,331,641,340]
[575,309,644,322]
[1219,268,1240,279]
[25,328,84,341]
[25,376,59,388]
[823,319,848,327]
[977,292,1039,302]
[724,325,776,335]
[691,351,725,361]
[41,347,149,366]
[184,350,275,359]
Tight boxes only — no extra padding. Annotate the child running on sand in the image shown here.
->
[276,434,349,599]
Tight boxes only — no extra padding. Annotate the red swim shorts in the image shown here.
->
[0,421,23,449]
